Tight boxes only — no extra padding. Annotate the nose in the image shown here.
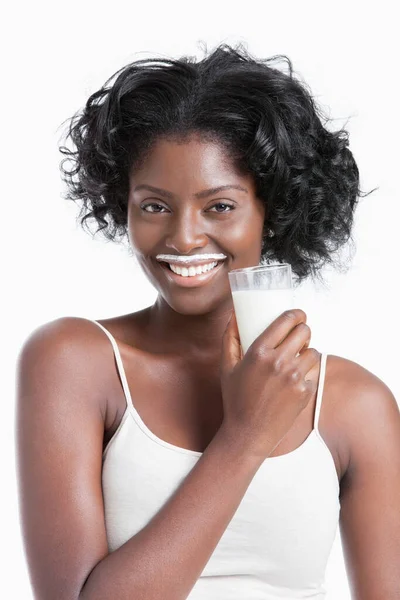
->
[164,206,209,254]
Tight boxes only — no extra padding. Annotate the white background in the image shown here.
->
[2,1,399,598]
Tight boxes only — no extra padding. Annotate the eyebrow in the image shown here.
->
[133,184,248,199]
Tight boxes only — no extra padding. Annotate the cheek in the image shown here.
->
[128,227,144,252]
[226,219,263,251]
[127,213,158,252]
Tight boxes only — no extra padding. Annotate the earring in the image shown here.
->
[266,227,275,237]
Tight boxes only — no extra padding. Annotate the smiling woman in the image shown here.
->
[15,40,400,600]
[124,133,270,314]
[58,41,374,287]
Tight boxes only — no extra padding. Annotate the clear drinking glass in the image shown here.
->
[228,263,295,355]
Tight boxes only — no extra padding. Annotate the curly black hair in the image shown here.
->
[58,41,376,287]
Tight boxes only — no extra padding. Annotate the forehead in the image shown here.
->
[129,134,250,188]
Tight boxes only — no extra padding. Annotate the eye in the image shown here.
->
[140,203,167,213]
[140,201,236,214]
[208,202,236,213]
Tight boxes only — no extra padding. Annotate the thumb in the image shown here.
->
[221,309,242,375]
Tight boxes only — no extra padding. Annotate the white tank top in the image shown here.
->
[92,319,341,600]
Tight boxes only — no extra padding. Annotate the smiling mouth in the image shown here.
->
[157,259,225,286]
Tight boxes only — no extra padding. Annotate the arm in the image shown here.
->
[15,318,264,600]
[338,360,400,599]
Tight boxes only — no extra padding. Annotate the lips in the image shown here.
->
[157,259,225,288]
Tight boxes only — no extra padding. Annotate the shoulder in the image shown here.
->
[17,316,115,368]
[327,353,397,422]
[15,322,117,598]
[16,317,118,417]
[326,354,399,481]
[328,355,400,595]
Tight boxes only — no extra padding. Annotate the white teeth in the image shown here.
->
[169,261,218,276]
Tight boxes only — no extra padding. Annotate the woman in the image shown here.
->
[16,42,400,599]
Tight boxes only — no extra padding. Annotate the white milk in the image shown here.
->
[232,288,295,355]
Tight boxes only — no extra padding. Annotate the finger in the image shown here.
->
[296,348,321,378]
[250,309,307,353]
[220,310,242,375]
[277,321,311,359]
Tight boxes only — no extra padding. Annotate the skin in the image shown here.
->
[127,133,266,361]
[104,134,325,459]
[16,135,400,599]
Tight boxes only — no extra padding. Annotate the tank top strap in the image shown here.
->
[89,319,135,413]
[313,352,328,432]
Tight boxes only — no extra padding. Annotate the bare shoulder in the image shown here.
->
[20,315,114,349]
[18,316,115,371]
[326,355,400,596]
[15,316,125,599]
[17,316,120,427]
[325,353,399,482]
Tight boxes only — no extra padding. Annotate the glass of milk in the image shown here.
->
[228,263,295,355]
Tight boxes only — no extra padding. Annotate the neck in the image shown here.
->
[145,295,234,361]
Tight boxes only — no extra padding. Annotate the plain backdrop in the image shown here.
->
[2,1,399,597]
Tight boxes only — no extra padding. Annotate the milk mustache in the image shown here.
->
[232,288,295,355]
